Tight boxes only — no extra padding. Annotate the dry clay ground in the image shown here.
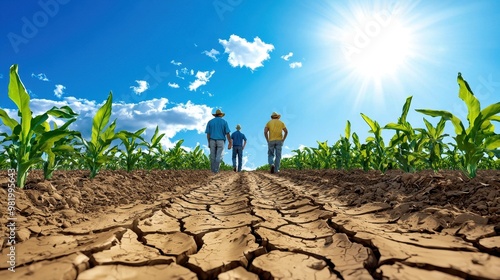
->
[0,168,499,280]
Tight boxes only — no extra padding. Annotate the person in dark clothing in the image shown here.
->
[230,124,247,172]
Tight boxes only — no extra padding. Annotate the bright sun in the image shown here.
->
[316,1,421,106]
[349,20,411,79]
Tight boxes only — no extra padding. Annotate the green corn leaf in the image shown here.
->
[484,135,500,150]
[422,118,435,136]
[91,92,113,145]
[52,144,75,152]
[31,114,49,132]
[478,102,500,123]
[8,64,32,142]
[400,96,413,123]
[436,117,446,136]
[47,106,79,119]
[0,109,19,130]
[360,113,380,133]
[384,123,411,133]
[150,126,165,147]
[416,109,465,135]
[102,120,117,142]
[37,129,73,151]
[457,73,481,127]
[345,120,351,139]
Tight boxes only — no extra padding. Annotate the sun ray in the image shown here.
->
[308,0,459,112]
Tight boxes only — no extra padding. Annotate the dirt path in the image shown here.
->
[1,170,499,279]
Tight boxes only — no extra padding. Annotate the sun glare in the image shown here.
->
[350,20,411,79]
[311,1,433,108]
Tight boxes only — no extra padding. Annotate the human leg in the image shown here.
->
[232,147,237,170]
[267,142,275,166]
[275,141,283,172]
[209,139,217,172]
[236,146,243,171]
[214,140,224,172]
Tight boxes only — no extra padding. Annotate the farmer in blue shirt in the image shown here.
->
[231,124,247,172]
[205,109,232,173]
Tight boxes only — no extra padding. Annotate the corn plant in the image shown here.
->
[77,92,119,178]
[184,145,210,169]
[0,65,78,188]
[290,148,308,169]
[158,140,186,169]
[351,132,369,170]
[142,125,165,170]
[334,120,353,170]
[41,123,80,179]
[416,72,500,177]
[384,96,427,172]
[0,132,15,169]
[313,141,336,169]
[416,117,449,170]
[360,113,391,172]
[116,128,146,172]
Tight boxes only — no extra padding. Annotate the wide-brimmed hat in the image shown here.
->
[271,112,281,119]
[236,124,241,130]
[212,109,225,117]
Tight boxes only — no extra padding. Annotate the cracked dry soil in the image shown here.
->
[0,169,499,279]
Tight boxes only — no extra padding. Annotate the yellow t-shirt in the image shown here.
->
[266,119,286,141]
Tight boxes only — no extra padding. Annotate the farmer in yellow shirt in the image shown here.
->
[264,112,288,173]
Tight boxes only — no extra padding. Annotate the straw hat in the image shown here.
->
[212,109,225,117]
[236,124,241,130]
[271,112,281,119]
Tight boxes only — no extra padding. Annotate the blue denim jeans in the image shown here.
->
[209,139,224,173]
[232,146,243,171]
[268,140,283,171]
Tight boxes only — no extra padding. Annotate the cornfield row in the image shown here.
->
[262,73,500,177]
[0,65,231,188]
[1,65,500,188]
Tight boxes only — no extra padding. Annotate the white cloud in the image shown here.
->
[176,68,192,80]
[189,70,215,91]
[54,84,66,98]
[281,153,294,159]
[219,34,274,71]
[202,91,214,97]
[31,73,49,81]
[130,80,149,95]
[175,70,184,80]
[168,82,179,88]
[203,49,220,61]
[289,62,303,69]
[171,60,182,66]
[297,144,308,151]
[281,52,293,61]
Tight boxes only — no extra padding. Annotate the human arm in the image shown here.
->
[264,127,269,142]
[206,133,210,145]
[226,133,232,149]
[282,127,288,142]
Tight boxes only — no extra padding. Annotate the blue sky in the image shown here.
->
[1,0,499,170]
